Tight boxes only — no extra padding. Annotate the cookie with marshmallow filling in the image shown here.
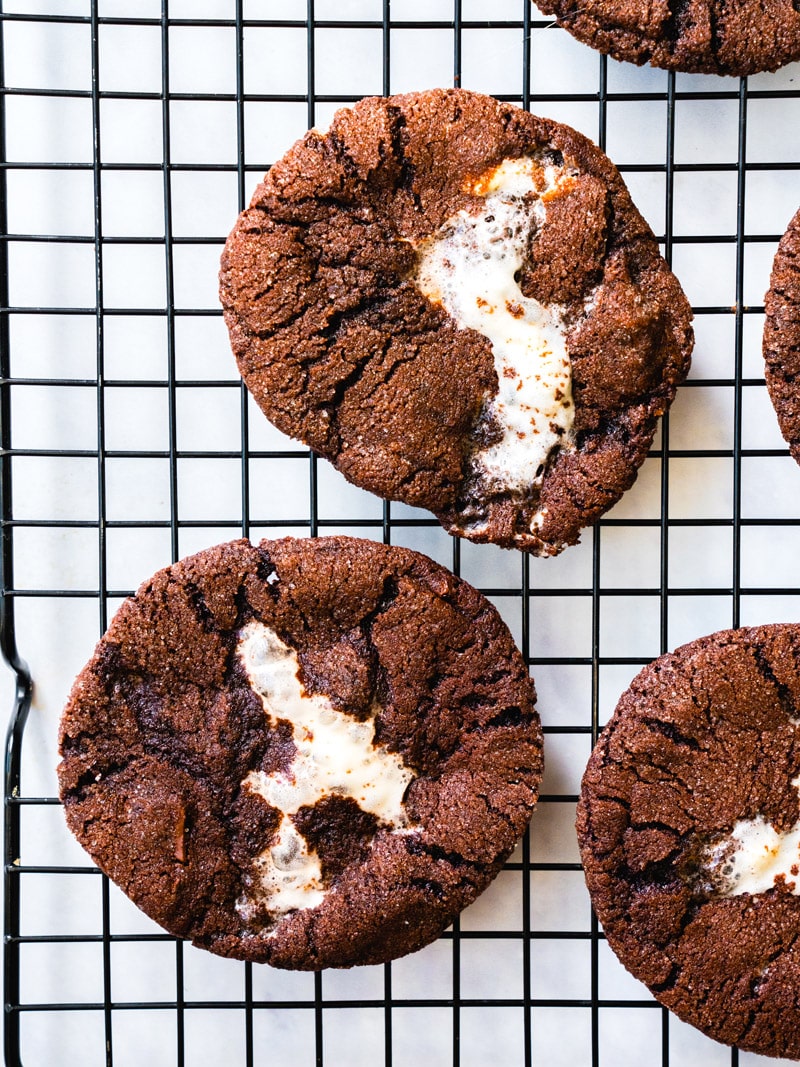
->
[579,625,800,1057]
[220,88,692,555]
[764,207,800,465]
[57,536,542,969]
[534,0,800,76]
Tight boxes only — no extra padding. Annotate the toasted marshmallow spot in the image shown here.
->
[706,773,800,896]
[235,621,416,919]
[413,156,582,495]
[530,506,549,533]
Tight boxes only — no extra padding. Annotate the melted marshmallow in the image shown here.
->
[236,621,415,918]
[707,774,800,896]
[413,157,576,494]
[243,820,324,919]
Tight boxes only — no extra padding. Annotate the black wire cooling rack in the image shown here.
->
[3,2,800,1065]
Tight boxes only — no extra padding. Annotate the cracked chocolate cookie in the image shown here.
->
[535,0,800,76]
[579,625,800,1057]
[58,536,542,969]
[219,88,692,556]
[764,207,800,465]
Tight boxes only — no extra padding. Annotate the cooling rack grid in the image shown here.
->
[3,1,800,1064]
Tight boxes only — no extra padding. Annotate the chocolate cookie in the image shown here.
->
[535,0,800,76]
[764,207,800,464]
[57,536,542,969]
[579,625,800,1057]
[219,89,692,556]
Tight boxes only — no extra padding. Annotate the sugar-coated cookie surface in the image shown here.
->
[220,89,692,556]
[58,536,542,969]
[535,0,800,75]
[764,207,800,465]
[579,625,800,1057]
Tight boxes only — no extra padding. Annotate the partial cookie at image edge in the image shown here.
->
[764,206,800,464]
[534,0,800,76]
[579,624,800,1058]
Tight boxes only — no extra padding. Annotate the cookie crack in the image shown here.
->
[640,715,705,751]
[649,961,682,994]
[629,818,683,837]
[624,855,684,890]
[377,347,421,391]
[360,574,401,639]
[593,791,631,813]
[228,557,279,636]
[707,0,725,69]
[752,643,800,722]
[184,579,217,631]
[407,837,481,873]
[61,758,134,803]
[318,341,391,447]
[673,896,704,942]
[475,705,526,730]
[276,587,314,635]
[664,0,692,48]
[358,573,401,713]
[736,1007,760,1048]
[386,103,422,210]
[478,789,530,835]
[409,876,447,901]
[247,297,311,342]
[331,337,418,427]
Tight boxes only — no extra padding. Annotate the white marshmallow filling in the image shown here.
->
[235,621,416,921]
[412,156,582,508]
[703,773,800,897]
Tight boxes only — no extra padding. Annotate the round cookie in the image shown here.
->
[579,625,800,1057]
[535,0,800,76]
[220,88,692,556]
[764,207,800,464]
[58,536,542,969]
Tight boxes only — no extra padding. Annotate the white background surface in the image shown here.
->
[3,0,800,1064]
